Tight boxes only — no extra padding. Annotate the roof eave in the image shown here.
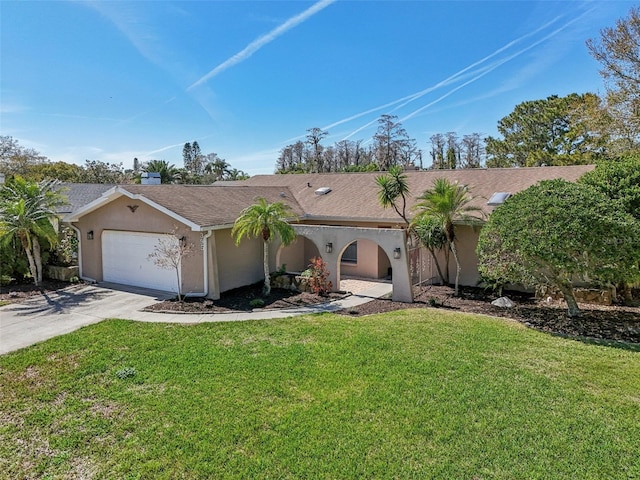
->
[64,185,203,231]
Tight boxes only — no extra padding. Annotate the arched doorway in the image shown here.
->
[289,224,412,303]
[336,238,392,293]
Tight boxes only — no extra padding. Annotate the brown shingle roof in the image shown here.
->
[72,166,595,228]
[239,165,595,222]
[120,185,304,227]
[56,183,115,214]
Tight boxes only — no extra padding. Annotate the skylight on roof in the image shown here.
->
[315,187,332,195]
[487,192,511,206]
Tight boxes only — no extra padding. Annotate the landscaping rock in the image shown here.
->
[491,296,515,308]
[536,285,614,306]
[270,273,312,293]
[45,265,79,282]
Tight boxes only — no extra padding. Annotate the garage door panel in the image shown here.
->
[102,231,179,292]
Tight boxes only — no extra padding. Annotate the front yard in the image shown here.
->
[1,310,639,479]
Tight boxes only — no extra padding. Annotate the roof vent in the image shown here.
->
[487,192,511,206]
[314,187,332,196]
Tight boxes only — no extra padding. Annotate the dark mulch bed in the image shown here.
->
[146,282,639,345]
[337,285,640,346]
[2,280,638,346]
[143,282,347,313]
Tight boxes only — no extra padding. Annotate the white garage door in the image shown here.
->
[102,231,179,292]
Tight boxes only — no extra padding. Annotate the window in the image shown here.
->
[342,242,357,264]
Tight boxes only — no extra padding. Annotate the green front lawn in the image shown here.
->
[1,311,639,479]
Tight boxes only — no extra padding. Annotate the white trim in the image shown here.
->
[197,230,214,298]
[299,215,485,226]
[63,186,121,222]
[181,231,212,298]
[63,186,202,231]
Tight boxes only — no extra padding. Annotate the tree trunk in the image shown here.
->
[450,240,461,296]
[33,236,43,286]
[443,245,451,285]
[20,235,39,287]
[175,269,182,302]
[427,248,446,285]
[558,283,581,317]
[262,240,271,297]
[619,282,633,303]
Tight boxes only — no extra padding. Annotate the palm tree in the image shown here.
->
[0,177,67,286]
[226,168,250,181]
[231,198,297,296]
[375,165,410,224]
[413,178,485,296]
[203,156,231,182]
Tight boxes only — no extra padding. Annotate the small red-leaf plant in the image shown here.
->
[307,256,333,296]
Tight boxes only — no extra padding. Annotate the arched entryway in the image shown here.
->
[337,238,391,279]
[288,225,413,303]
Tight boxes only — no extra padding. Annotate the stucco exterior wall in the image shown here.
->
[214,228,282,293]
[452,225,482,287]
[339,238,389,279]
[72,196,204,293]
[278,236,322,273]
[378,245,392,278]
[278,236,305,272]
[423,224,482,287]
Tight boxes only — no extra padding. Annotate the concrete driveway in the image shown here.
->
[1,281,393,356]
[0,283,173,355]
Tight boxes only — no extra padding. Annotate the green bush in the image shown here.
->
[0,239,29,283]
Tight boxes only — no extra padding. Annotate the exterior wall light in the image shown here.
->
[393,247,401,259]
[325,242,333,254]
[87,230,94,240]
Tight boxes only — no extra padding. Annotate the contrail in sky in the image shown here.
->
[399,9,592,123]
[335,12,579,140]
[187,0,337,91]
[326,18,562,133]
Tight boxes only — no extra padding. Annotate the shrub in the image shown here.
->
[249,298,265,308]
[306,257,333,296]
[477,179,640,317]
[49,225,78,266]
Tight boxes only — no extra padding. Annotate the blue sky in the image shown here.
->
[1,1,636,174]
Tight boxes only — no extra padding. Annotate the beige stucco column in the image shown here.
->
[204,230,220,299]
[292,225,413,303]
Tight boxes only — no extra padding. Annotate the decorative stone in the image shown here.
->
[270,272,313,293]
[45,265,79,282]
[536,285,613,306]
[491,296,515,308]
